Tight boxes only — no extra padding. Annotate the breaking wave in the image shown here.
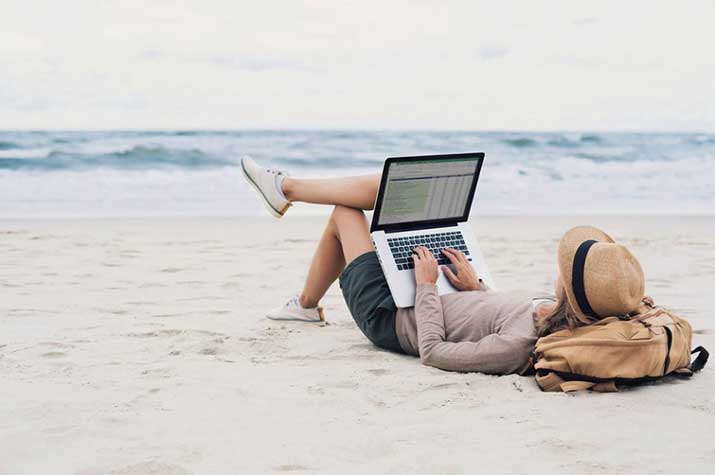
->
[0,145,234,171]
[1,129,714,217]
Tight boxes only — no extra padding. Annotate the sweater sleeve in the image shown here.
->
[414,283,532,374]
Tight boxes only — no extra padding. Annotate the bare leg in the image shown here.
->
[282,174,380,210]
[299,206,374,308]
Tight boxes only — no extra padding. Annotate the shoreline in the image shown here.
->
[3,213,715,221]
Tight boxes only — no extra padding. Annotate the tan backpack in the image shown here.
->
[533,300,709,392]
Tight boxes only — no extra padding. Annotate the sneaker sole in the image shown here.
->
[240,158,291,218]
[266,307,325,323]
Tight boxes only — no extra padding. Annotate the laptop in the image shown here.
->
[370,152,494,308]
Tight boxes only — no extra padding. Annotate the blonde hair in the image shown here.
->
[535,296,600,337]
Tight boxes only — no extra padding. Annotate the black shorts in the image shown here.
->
[338,251,404,354]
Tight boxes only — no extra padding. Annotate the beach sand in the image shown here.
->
[1,216,714,474]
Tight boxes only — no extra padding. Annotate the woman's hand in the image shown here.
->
[441,248,482,291]
[412,247,438,285]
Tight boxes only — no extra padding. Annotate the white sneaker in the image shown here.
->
[266,295,325,323]
[240,156,292,218]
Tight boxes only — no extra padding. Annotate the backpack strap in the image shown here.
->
[556,379,618,392]
[536,371,619,392]
[690,346,709,372]
[592,380,619,392]
[535,371,566,392]
[560,381,595,392]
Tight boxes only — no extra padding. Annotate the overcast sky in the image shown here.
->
[2,1,714,131]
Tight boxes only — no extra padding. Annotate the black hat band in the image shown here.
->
[572,239,599,318]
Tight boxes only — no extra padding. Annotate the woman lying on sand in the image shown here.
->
[240,157,645,375]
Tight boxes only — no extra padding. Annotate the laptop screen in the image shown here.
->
[374,154,483,229]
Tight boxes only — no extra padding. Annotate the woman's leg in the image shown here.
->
[282,174,380,210]
[299,205,373,308]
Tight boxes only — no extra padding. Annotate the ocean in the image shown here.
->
[1,130,713,218]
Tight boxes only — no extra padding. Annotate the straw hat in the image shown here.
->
[558,226,644,319]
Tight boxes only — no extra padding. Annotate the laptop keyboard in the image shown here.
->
[387,231,471,270]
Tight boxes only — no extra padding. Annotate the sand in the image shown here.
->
[1,215,714,474]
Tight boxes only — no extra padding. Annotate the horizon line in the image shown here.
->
[0,127,712,135]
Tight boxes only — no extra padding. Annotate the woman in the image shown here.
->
[241,157,646,375]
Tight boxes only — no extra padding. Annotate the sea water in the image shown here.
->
[1,130,713,218]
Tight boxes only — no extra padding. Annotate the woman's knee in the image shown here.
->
[330,206,372,261]
[330,205,365,223]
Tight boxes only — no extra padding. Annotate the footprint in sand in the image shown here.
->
[126,329,184,338]
[39,341,74,350]
[275,465,311,472]
[423,382,459,391]
[82,462,192,475]
[366,368,389,376]
[330,380,359,390]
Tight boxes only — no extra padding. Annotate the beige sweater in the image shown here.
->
[395,284,539,375]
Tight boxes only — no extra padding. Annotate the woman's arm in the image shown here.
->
[414,283,532,374]
[411,248,530,374]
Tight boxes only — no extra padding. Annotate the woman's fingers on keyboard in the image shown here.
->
[449,248,467,263]
[443,248,457,263]
[443,248,463,264]
[442,265,458,283]
[416,247,430,260]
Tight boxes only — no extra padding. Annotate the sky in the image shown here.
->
[1,0,714,131]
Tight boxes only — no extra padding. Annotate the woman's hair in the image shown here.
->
[535,296,600,337]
